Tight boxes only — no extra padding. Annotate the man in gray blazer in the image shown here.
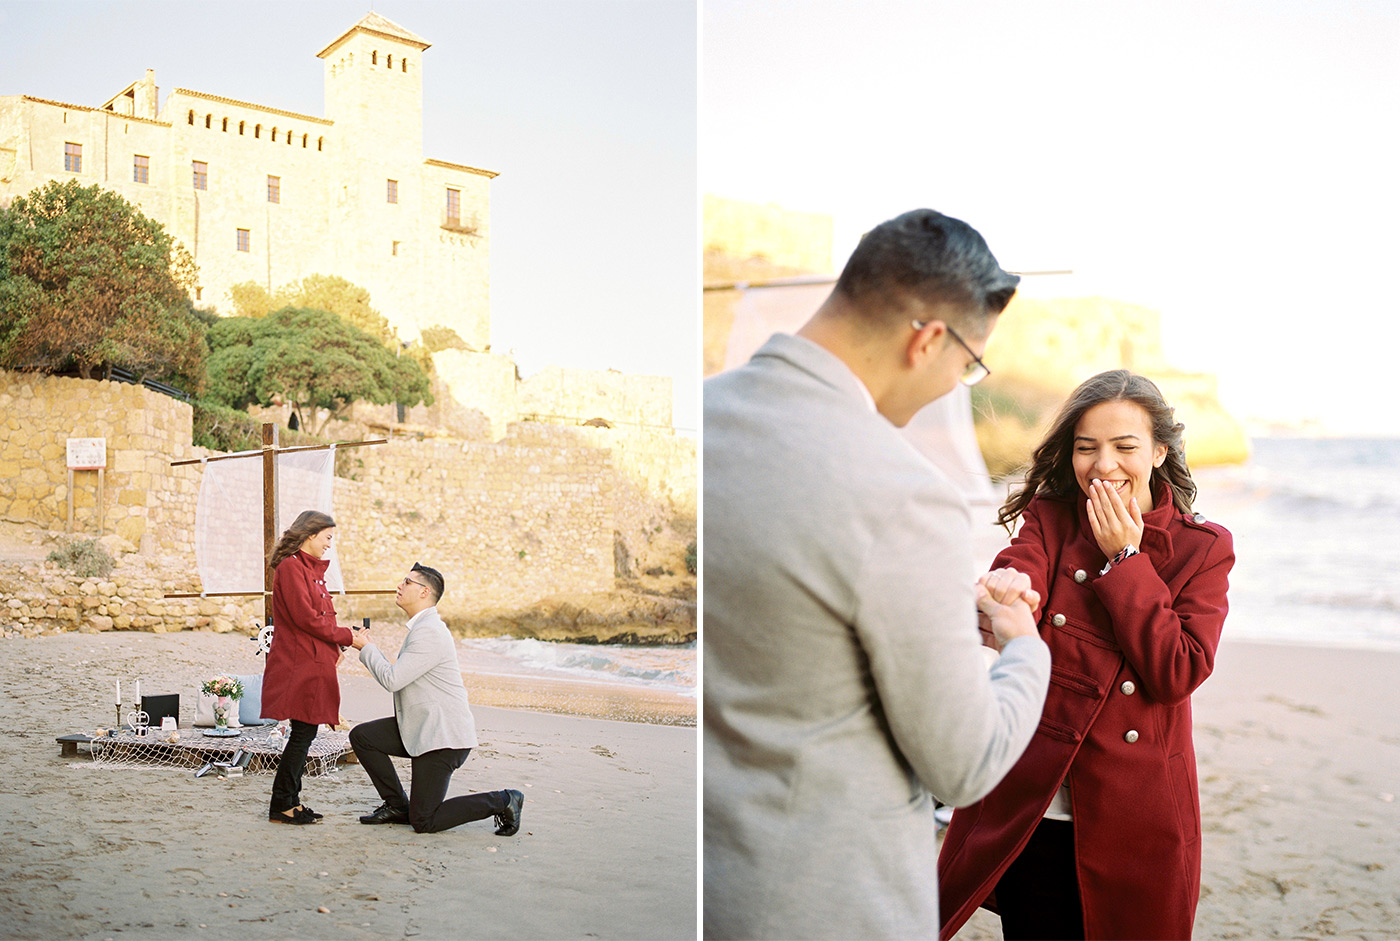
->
[349,563,524,835]
[704,209,1052,939]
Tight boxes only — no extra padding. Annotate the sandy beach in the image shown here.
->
[947,637,1400,940]
[0,630,697,940]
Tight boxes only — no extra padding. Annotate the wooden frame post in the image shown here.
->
[262,423,278,628]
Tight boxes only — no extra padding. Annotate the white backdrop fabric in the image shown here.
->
[194,448,345,595]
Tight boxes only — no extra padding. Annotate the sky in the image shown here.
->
[0,0,698,431]
[704,0,1400,436]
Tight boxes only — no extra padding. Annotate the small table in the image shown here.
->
[84,724,353,777]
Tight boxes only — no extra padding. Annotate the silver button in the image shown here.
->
[1074,569,1088,584]
[1051,613,1066,627]
[1124,730,1139,743]
[1193,513,1206,523]
[1121,681,1136,695]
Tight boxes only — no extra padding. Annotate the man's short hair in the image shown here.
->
[411,562,445,603]
[833,209,1020,331]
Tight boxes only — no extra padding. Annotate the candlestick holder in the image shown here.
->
[115,704,122,730]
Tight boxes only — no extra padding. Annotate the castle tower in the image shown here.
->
[318,12,428,168]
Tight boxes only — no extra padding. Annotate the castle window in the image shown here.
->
[221,117,228,132]
[371,50,377,65]
[301,133,308,148]
[236,229,250,252]
[192,160,208,190]
[267,175,280,204]
[239,121,245,135]
[392,241,400,256]
[402,58,408,72]
[386,179,398,204]
[254,124,261,139]
[187,110,194,125]
[64,142,82,173]
[317,136,324,151]
[270,127,277,143]
[205,114,211,129]
[286,130,293,145]
[133,154,149,184]
[387,54,393,69]
[195,287,202,301]
[446,187,461,225]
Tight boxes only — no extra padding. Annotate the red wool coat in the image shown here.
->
[260,551,354,726]
[938,487,1234,940]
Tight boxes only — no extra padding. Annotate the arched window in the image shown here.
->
[221,117,228,132]
[387,54,393,69]
[301,133,308,148]
[254,124,261,139]
[402,58,408,73]
[317,136,324,152]
[204,114,211,128]
[371,50,377,65]
[238,121,245,135]
[286,129,293,145]
[270,126,277,142]
[187,110,194,125]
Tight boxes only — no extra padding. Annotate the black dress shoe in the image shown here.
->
[269,807,318,825]
[494,789,524,836]
[359,802,410,825]
[299,804,324,820]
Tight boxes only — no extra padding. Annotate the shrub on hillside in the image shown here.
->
[47,537,115,578]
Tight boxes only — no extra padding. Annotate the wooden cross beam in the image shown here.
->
[163,423,396,626]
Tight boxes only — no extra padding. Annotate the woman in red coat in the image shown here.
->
[938,370,1234,940]
[261,509,356,825]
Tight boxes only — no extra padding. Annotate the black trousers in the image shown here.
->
[349,716,507,833]
[269,719,319,814]
[995,818,1086,940]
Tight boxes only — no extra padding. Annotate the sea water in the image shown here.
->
[457,635,697,697]
[1193,437,1400,652]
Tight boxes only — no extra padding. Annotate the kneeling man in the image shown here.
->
[349,563,524,834]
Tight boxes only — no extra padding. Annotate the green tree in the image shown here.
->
[0,179,207,390]
[420,324,472,353]
[206,306,431,435]
[229,274,395,344]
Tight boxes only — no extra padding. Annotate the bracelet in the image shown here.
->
[1099,544,1139,576]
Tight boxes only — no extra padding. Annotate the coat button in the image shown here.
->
[1193,513,1206,523]
[1073,569,1088,583]
[1051,613,1066,627]
[1121,681,1136,695]
[1124,730,1139,743]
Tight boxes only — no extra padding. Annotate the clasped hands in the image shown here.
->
[975,567,1040,648]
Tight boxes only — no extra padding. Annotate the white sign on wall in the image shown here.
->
[66,438,107,470]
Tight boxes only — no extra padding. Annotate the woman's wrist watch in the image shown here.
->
[1099,544,1139,576]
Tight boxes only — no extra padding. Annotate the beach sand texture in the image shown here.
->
[948,638,1400,939]
[0,632,696,940]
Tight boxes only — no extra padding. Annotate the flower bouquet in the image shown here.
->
[201,674,244,729]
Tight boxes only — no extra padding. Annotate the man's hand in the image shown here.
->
[1086,478,1144,559]
[976,568,1040,612]
[975,568,1040,648]
[350,629,369,650]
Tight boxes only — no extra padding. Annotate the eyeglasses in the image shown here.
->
[912,320,991,386]
[400,576,429,590]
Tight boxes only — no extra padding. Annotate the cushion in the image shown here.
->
[236,673,275,725]
[193,689,241,728]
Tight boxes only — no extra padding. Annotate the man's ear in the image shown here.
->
[906,319,947,367]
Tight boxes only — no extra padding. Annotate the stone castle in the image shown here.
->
[0,12,491,349]
[0,15,695,642]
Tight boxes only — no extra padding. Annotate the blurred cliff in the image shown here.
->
[704,196,1249,478]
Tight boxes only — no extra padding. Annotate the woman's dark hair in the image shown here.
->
[997,369,1196,529]
[269,510,336,569]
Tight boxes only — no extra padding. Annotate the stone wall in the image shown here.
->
[0,370,620,637]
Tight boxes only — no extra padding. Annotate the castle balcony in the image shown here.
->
[440,209,480,234]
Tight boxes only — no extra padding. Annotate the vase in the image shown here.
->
[214,696,232,730]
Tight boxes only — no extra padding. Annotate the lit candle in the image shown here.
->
[115,680,121,705]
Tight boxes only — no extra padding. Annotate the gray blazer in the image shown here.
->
[703,334,1051,940]
[358,607,478,755]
